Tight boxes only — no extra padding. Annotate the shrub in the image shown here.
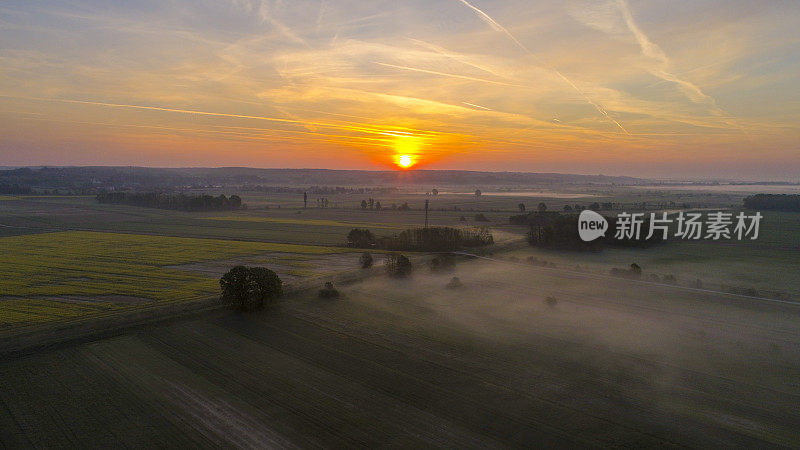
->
[446,277,463,289]
[359,252,374,269]
[318,281,340,298]
[663,274,677,284]
[220,266,282,311]
[385,253,413,278]
[474,213,489,222]
[610,263,642,279]
[545,296,558,307]
[429,254,456,273]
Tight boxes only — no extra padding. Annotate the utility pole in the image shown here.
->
[424,199,429,228]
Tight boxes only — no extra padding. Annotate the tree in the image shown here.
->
[368,197,374,209]
[537,202,547,212]
[563,204,573,212]
[518,203,526,212]
[589,202,600,211]
[385,253,413,277]
[229,195,242,209]
[429,254,455,273]
[219,266,282,311]
[319,281,340,298]
[303,191,307,208]
[474,189,482,197]
[375,201,382,210]
[361,200,368,209]
[432,188,439,196]
[359,252,374,268]
[347,228,376,248]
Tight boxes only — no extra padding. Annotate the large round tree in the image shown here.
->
[220,266,282,311]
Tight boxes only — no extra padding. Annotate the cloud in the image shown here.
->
[615,0,714,105]
[456,0,631,135]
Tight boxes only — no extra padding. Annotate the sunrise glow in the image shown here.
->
[0,1,798,179]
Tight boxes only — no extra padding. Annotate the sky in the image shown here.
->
[0,0,798,180]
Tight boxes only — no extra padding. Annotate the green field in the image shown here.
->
[502,210,800,298]
[2,257,798,447]
[0,231,351,326]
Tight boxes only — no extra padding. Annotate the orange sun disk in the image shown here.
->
[397,154,414,168]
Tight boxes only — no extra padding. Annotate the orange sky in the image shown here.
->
[1,0,799,179]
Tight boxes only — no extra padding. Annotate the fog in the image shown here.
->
[341,255,800,402]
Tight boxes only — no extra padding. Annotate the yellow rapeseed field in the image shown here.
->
[0,231,349,326]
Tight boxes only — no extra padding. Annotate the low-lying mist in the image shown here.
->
[340,256,800,397]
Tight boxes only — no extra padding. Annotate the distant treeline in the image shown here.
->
[96,192,244,211]
[1,166,646,193]
[0,183,32,194]
[743,194,800,211]
[347,226,493,252]
[249,185,399,195]
[524,212,661,251]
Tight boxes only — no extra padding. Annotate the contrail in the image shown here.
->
[462,102,492,111]
[13,114,397,146]
[616,0,710,105]
[615,0,746,136]
[375,62,527,88]
[0,95,443,138]
[456,0,631,135]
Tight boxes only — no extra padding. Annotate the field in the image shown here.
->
[2,257,799,447]
[0,231,353,327]
[502,210,800,298]
[2,184,799,447]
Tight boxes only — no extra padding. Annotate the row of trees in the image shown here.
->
[347,226,494,252]
[96,192,244,211]
[384,227,494,251]
[525,212,661,251]
[360,198,382,209]
[743,194,800,211]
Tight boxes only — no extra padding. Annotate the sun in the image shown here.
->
[397,154,414,168]
[390,134,421,169]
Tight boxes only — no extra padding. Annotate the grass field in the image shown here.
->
[201,215,413,230]
[2,257,798,447]
[0,231,352,326]
[502,210,800,298]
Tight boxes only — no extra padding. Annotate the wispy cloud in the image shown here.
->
[456,0,631,135]
[616,0,712,105]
